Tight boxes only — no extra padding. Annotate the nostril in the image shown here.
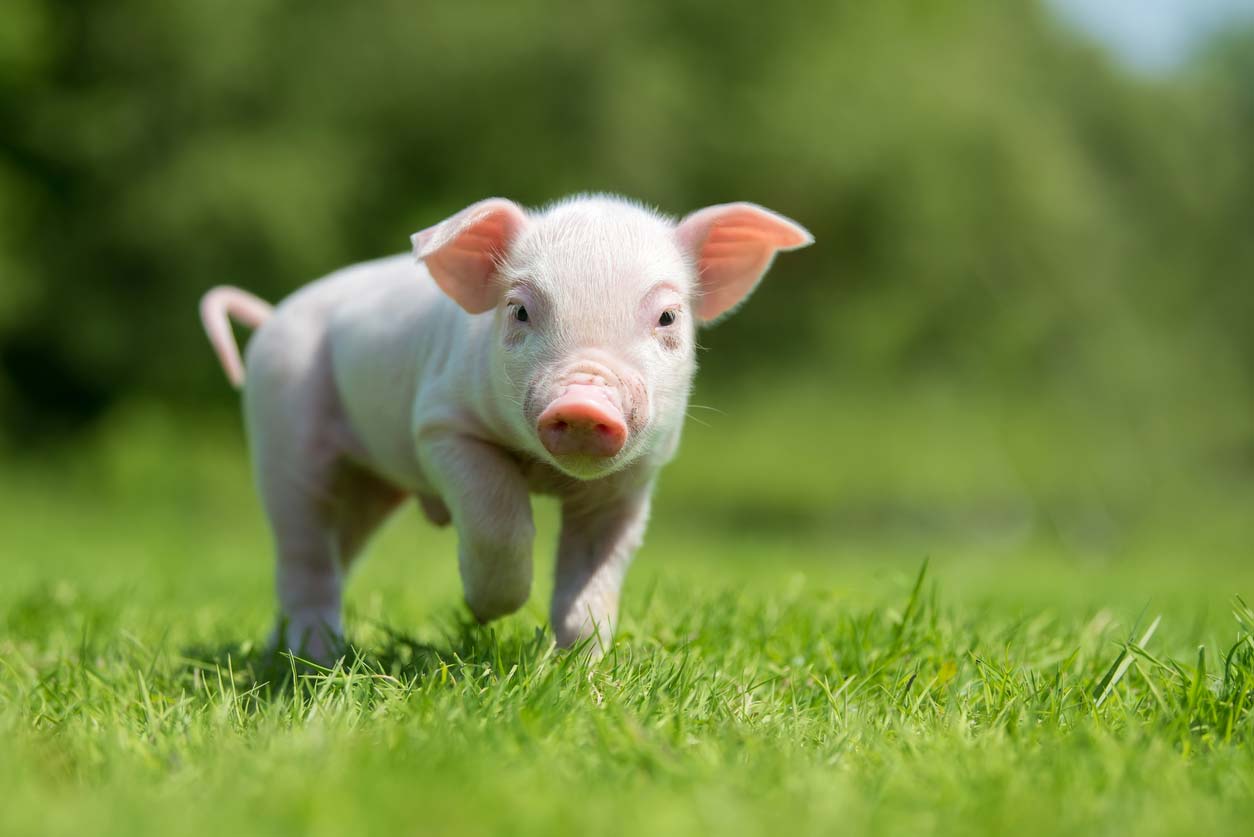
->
[536,392,628,459]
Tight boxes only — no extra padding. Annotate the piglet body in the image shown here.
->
[200,195,811,661]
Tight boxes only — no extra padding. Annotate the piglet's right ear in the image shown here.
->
[411,198,528,314]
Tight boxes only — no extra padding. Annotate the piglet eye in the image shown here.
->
[515,305,529,323]
[658,310,676,327]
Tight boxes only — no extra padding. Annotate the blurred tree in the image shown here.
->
[0,0,1251,441]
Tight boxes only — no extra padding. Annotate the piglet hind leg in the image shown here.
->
[551,488,652,655]
[244,323,408,665]
[257,468,404,665]
[259,484,347,666]
[262,459,409,662]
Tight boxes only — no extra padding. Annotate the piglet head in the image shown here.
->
[413,195,811,479]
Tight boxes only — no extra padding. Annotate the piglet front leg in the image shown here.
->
[551,486,652,653]
[418,433,536,622]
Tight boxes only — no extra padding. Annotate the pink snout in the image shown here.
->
[537,386,628,458]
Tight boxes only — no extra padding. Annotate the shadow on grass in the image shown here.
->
[176,614,560,706]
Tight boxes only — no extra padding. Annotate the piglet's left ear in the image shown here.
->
[676,202,813,323]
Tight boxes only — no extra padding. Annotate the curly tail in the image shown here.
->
[199,286,274,389]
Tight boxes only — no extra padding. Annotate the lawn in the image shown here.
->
[3,382,1253,836]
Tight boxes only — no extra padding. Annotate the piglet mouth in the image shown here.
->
[536,384,629,459]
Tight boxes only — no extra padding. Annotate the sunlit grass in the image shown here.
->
[4,389,1254,836]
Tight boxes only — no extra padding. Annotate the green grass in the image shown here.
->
[4,385,1254,836]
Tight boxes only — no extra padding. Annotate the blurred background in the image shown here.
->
[2,0,1253,606]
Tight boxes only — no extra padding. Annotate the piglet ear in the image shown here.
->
[676,202,813,323]
[411,198,528,314]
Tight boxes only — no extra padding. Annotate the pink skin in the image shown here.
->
[200,194,812,663]
[536,385,628,458]
[199,287,273,388]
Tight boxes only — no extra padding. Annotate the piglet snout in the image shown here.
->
[537,385,628,458]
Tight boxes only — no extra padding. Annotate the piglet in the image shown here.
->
[200,195,811,662]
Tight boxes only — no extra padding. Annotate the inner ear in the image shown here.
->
[411,198,528,314]
[676,202,812,322]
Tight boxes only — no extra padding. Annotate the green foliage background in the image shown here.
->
[3,0,1252,441]
[5,6,1254,833]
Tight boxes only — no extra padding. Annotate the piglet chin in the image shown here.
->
[536,385,629,463]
